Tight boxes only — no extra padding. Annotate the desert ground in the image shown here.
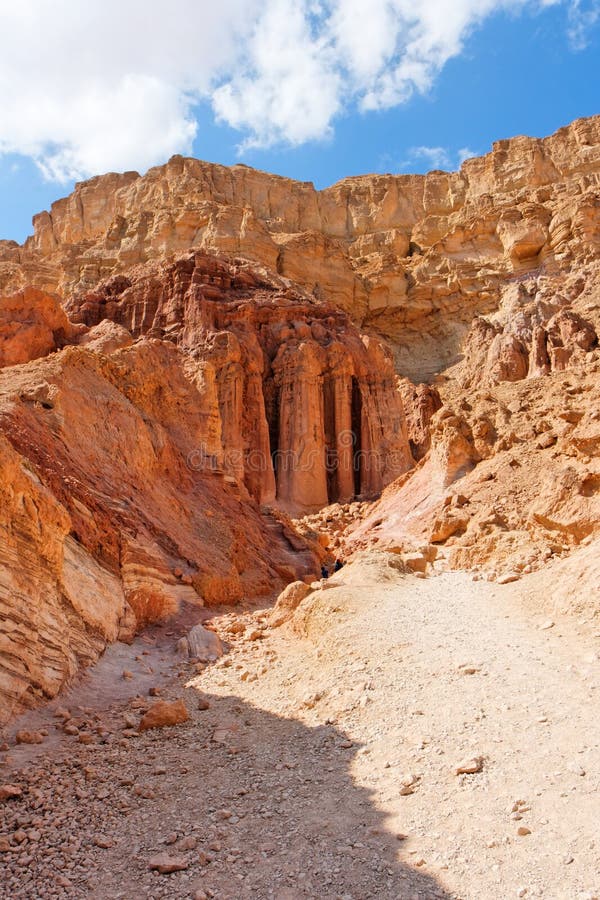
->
[1,553,598,900]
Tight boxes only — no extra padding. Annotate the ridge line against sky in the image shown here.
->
[0,0,599,242]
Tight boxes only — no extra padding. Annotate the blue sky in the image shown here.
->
[0,0,598,244]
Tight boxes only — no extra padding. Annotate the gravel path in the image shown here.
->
[1,555,599,899]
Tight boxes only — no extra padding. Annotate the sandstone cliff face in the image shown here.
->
[458,280,598,387]
[1,114,600,719]
[65,252,412,510]
[0,330,324,722]
[0,252,410,722]
[349,338,600,582]
[0,428,128,722]
[2,115,599,381]
[0,287,79,367]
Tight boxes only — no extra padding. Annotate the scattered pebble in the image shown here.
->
[455,756,484,775]
[147,852,189,874]
[0,784,22,801]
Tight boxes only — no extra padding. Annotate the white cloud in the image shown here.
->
[212,1,341,148]
[409,146,453,169]
[399,144,480,171]
[566,0,600,48]
[0,0,259,180]
[0,0,592,181]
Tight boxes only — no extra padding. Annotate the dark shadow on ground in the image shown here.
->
[0,685,454,900]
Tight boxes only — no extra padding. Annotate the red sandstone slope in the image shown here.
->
[64,251,413,509]
[0,252,410,722]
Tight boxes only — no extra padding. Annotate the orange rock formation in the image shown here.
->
[0,252,410,722]
[1,113,599,720]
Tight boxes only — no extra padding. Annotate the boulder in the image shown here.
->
[187,624,224,661]
[147,853,189,874]
[270,581,313,627]
[15,730,44,745]
[138,699,189,731]
[0,784,23,801]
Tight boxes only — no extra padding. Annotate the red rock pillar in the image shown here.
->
[357,379,384,497]
[217,360,246,486]
[353,336,414,497]
[242,372,276,504]
[331,374,354,503]
[528,325,550,378]
[274,343,328,511]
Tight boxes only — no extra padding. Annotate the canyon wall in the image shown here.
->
[65,252,413,508]
[348,265,600,588]
[1,115,599,381]
[0,253,410,722]
[0,329,309,721]
[1,113,600,717]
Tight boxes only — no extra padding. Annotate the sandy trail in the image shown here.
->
[222,558,600,900]
[1,556,599,899]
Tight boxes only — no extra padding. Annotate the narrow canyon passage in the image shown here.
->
[1,558,598,899]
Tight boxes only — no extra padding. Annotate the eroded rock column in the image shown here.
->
[209,330,276,503]
[274,343,328,509]
[323,345,355,504]
[242,371,276,504]
[206,332,250,489]
[355,377,385,496]
[352,336,414,497]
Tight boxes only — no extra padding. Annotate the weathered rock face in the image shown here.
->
[0,429,126,722]
[459,282,598,388]
[0,287,78,367]
[349,348,600,580]
[2,115,599,381]
[65,252,413,510]
[397,380,443,460]
[0,322,323,723]
[0,252,410,723]
[2,113,600,719]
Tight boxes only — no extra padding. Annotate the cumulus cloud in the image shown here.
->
[0,0,259,180]
[400,145,479,171]
[212,1,342,149]
[0,0,592,181]
[408,146,453,169]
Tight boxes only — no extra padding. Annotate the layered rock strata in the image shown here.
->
[2,115,599,381]
[459,281,598,387]
[0,253,410,722]
[1,113,600,717]
[348,264,600,583]
[65,252,412,509]
[0,335,313,723]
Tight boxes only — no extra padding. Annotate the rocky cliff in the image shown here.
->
[347,236,600,585]
[1,113,600,720]
[0,252,410,722]
[2,114,599,381]
[65,252,412,509]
